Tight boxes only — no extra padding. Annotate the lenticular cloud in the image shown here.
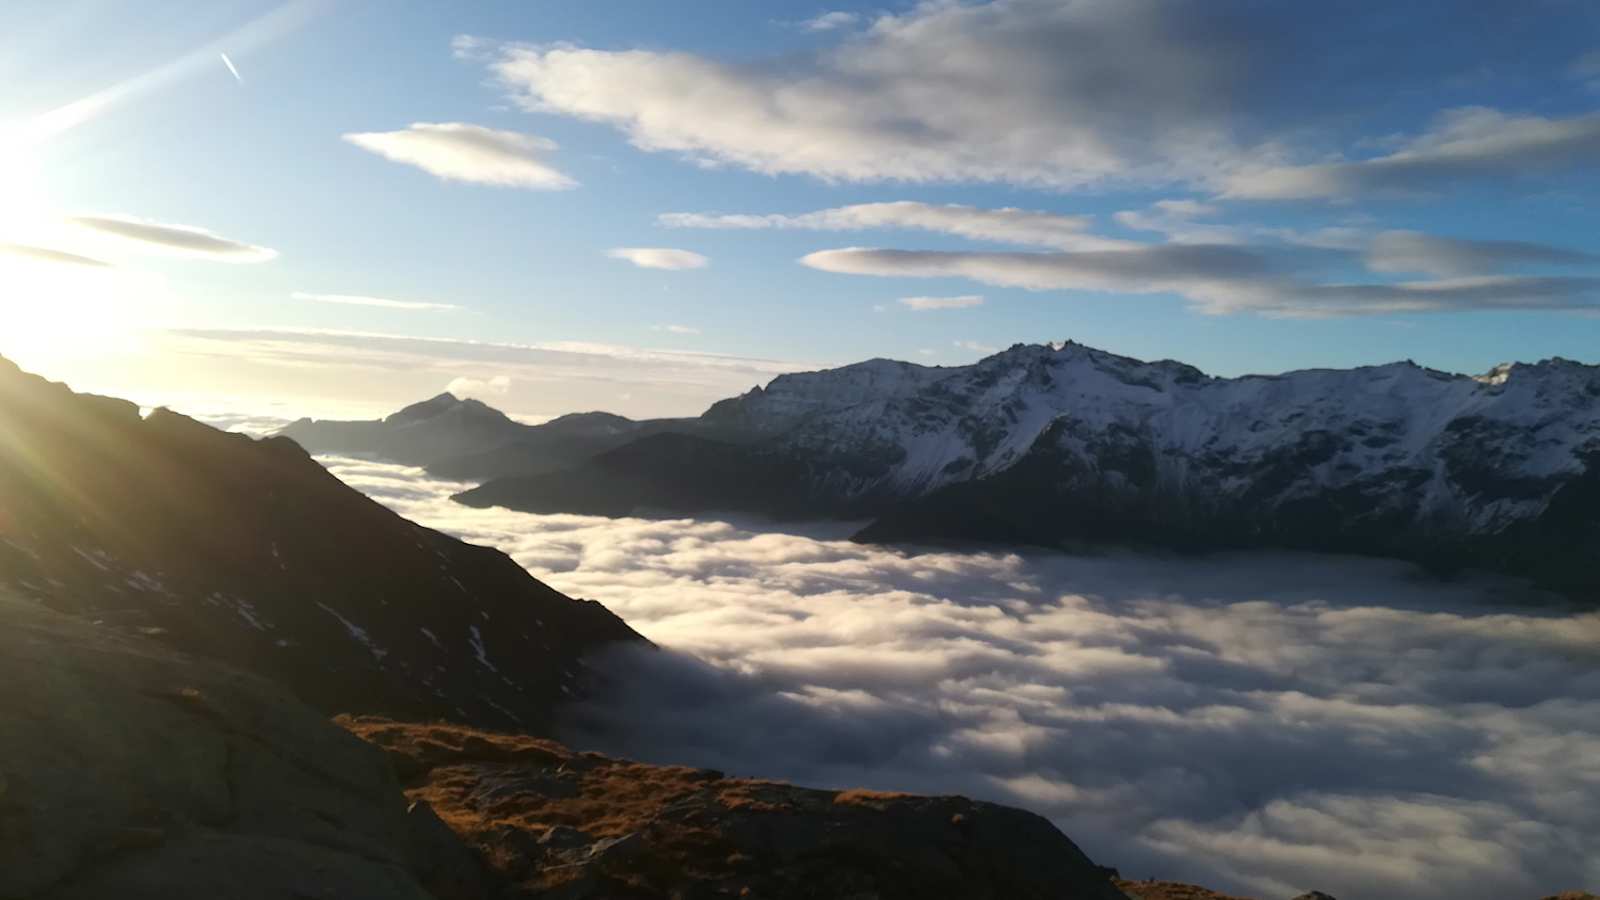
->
[325,455,1600,900]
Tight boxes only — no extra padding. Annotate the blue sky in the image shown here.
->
[3,0,1600,418]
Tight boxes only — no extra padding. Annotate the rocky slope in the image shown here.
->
[0,356,644,730]
[447,342,1600,601]
[341,717,1130,900]
[0,588,474,900]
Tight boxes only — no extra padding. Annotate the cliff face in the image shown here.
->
[0,356,644,731]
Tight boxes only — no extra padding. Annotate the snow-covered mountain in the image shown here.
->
[454,341,1600,601]
[703,340,1600,533]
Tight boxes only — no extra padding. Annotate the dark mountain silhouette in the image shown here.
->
[0,356,644,731]
[279,398,696,481]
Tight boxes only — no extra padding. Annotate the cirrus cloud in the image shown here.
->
[660,201,1126,250]
[608,247,708,270]
[899,295,985,311]
[1224,108,1600,200]
[801,246,1600,317]
[68,214,277,262]
[292,291,460,311]
[342,122,577,190]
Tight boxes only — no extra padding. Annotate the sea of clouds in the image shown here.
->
[325,454,1599,900]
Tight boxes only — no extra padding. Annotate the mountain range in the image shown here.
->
[279,341,1600,602]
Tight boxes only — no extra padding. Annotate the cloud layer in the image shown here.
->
[898,294,985,311]
[468,2,1598,195]
[607,247,708,270]
[292,290,459,311]
[68,215,277,262]
[661,201,1119,250]
[1225,109,1600,200]
[327,457,1600,900]
[801,245,1600,317]
[343,122,577,190]
[141,327,805,421]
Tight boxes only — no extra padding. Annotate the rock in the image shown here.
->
[404,800,492,900]
[1290,893,1339,900]
[538,825,594,850]
[0,590,435,899]
[339,717,1130,900]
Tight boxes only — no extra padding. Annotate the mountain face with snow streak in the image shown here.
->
[0,357,645,731]
[457,342,1600,600]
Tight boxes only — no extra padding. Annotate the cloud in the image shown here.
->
[445,374,511,398]
[652,323,702,335]
[466,1,1274,187]
[68,214,277,262]
[953,339,999,353]
[1224,108,1600,200]
[661,201,1124,250]
[325,457,1600,900]
[899,295,985,311]
[292,291,460,311]
[608,247,708,270]
[1366,232,1598,277]
[219,52,242,83]
[144,326,808,420]
[342,122,577,189]
[800,11,860,32]
[0,242,110,267]
[800,246,1600,317]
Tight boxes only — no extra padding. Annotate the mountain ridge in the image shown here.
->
[275,340,1600,602]
[0,354,645,731]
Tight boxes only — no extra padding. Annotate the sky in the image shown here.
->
[4,0,1600,420]
[328,453,1600,900]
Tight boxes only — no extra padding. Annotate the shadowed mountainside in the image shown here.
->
[0,355,643,731]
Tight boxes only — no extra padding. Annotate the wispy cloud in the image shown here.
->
[148,327,808,420]
[802,246,1600,317]
[446,374,511,398]
[1224,108,1600,200]
[953,339,1000,353]
[799,10,860,32]
[219,52,243,83]
[68,214,277,262]
[292,291,460,311]
[342,122,577,190]
[608,247,709,270]
[899,295,985,311]
[662,201,1122,250]
[1366,232,1597,278]
[652,323,702,335]
[0,242,110,267]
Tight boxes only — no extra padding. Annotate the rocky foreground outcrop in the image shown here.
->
[0,590,468,899]
[341,717,1130,900]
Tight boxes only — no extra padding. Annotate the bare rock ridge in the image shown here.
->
[0,355,644,731]
[280,341,1600,602]
[340,717,1132,900]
